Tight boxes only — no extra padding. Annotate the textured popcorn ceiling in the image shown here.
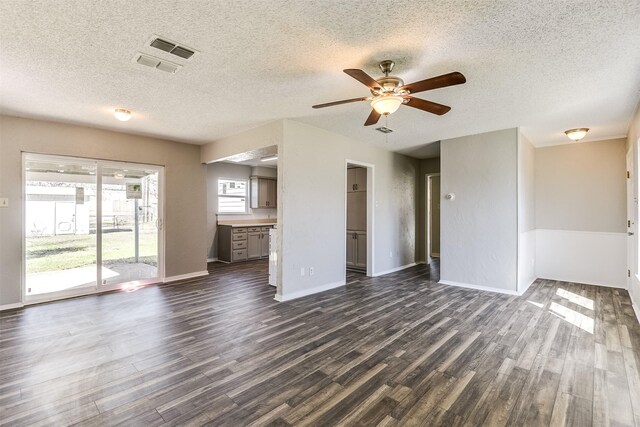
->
[1,1,639,153]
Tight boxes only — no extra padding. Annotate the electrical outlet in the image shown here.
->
[0,198,8,208]
[300,267,305,276]
[309,267,314,276]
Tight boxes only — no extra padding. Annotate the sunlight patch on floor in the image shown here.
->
[556,288,594,310]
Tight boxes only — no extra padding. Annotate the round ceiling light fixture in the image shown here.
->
[371,95,403,115]
[564,128,589,142]
[113,108,132,122]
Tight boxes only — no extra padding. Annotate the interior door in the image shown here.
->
[628,147,636,288]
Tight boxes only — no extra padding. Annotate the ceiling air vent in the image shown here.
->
[375,126,394,134]
[150,37,195,59]
[134,53,182,74]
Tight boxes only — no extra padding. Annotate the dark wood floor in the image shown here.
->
[1,260,639,426]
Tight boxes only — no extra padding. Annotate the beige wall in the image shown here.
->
[0,116,207,306]
[535,138,626,233]
[201,121,283,164]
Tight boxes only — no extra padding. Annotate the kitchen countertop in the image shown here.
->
[217,221,277,228]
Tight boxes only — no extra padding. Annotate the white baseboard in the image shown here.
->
[275,279,346,302]
[373,262,417,277]
[438,279,521,296]
[207,258,218,263]
[0,302,24,312]
[163,270,209,283]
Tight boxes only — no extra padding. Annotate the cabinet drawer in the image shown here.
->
[247,227,261,232]
[232,240,247,250]
[261,226,272,231]
[232,233,247,241]
[232,249,247,261]
[232,227,247,234]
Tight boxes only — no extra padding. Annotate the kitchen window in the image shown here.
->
[218,178,248,213]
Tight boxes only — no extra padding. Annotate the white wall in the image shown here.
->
[517,131,536,292]
[277,120,418,300]
[206,162,276,259]
[0,116,207,308]
[440,128,519,293]
[535,138,627,288]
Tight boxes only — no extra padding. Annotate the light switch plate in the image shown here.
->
[0,198,8,208]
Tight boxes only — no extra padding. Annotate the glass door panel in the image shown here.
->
[25,156,98,297]
[101,165,160,286]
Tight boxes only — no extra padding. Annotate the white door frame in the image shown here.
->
[22,153,166,305]
[629,140,638,290]
[425,173,440,265]
[345,159,374,277]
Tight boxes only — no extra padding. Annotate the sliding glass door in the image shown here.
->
[101,164,160,287]
[24,154,164,303]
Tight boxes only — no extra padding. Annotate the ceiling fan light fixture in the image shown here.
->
[564,128,589,141]
[114,108,132,122]
[371,95,403,115]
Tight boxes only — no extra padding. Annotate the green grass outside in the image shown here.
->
[26,225,158,273]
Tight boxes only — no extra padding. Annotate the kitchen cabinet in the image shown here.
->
[261,227,270,257]
[347,191,366,231]
[251,177,277,208]
[347,167,367,193]
[218,224,275,262]
[247,230,262,259]
[346,230,366,271]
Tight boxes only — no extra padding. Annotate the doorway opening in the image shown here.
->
[426,173,441,265]
[346,161,373,276]
[23,153,164,303]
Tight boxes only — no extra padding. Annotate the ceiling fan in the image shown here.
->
[312,60,466,126]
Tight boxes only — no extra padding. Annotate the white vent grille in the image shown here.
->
[375,126,394,134]
[150,37,196,59]
[134,53,182,74]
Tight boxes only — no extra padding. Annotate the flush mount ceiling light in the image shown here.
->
[260,155,278,162]
[113,108,132,122]
[114,172,125,179]
[564,128,589,141]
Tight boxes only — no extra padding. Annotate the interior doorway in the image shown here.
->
[426,173,441,264]
[23,153,164,304]
[346,161,373,276]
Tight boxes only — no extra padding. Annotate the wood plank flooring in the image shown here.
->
[1,260,639,426]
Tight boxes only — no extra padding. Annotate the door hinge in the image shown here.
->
[629,269,631,278]
[628,171,631,179]
[630,220,632,228]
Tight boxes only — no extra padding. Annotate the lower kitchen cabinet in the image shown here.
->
[346,230,366,271]
[218,225,274,263]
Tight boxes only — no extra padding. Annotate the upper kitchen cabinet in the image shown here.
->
[250,177,277,209]
[347,167,367,193]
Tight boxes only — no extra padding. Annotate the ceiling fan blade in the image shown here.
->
[344,69,381,90]
[404,97,451,115]
[364,109,381,126]
[312,97,369,109]
[401,72,466,94]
